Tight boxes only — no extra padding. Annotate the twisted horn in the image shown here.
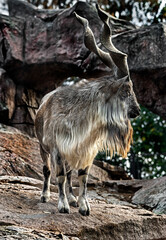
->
[74,12,114,72]
[96,4,129,79]
[75,5,130,80]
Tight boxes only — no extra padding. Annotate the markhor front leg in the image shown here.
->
[57,175,70,213]
[67,170,77,207]
[78,166,90,216]
[54,152,70,214]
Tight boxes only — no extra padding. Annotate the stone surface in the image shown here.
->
[0,125,166,239]
[0,1,165,135]
[0,176,166,240]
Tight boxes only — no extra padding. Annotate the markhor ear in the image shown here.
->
[118,81,131,99]
[111,75,129,94]
[112,78,124,93]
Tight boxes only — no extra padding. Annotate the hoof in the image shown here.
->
[79,208,90,216]
[78,196,90,216]
[58,198,70,214]
[59,207,70,214]
[41,196,49,203]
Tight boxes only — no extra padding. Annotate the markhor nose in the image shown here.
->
[129,108,140,119]
[135,108,141,117]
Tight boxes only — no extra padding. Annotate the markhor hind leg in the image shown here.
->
[66,169,77,207]
[40,145,51,203]
[78,166,90,216]
[53,151,70,214]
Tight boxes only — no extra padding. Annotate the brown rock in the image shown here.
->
[89,164,111,183]
[0,176,166,240]
[93,159,131,180]
[0,124,42,179]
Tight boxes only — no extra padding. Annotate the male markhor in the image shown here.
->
[35,5,140,216]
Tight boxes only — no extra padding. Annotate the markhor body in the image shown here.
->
[35,5,140,216]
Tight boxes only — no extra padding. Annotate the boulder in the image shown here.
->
[93,159,131,180]
[132,176,166,215]
[104,177,166,215]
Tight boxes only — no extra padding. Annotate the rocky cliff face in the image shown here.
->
[0,124,166,239]
[0,0,166,135]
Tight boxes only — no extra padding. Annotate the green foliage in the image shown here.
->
[131,107,166,178]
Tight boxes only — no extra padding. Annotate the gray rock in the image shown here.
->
[0,176,166,240]
[114,23,166,119]
[132,177,166,214]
